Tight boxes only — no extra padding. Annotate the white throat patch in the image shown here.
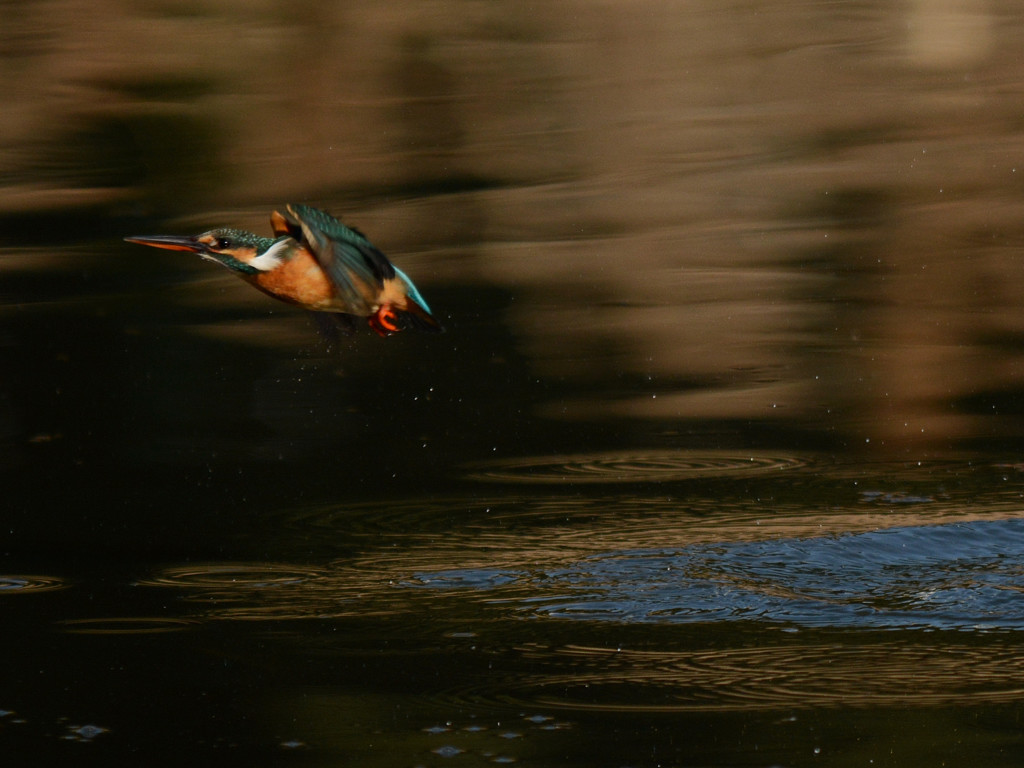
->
[248,238,291,271]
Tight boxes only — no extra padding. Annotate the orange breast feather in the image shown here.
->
[252,251,337,310]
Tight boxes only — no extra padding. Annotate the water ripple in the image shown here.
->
[137,563,329,590]
[136,561,414,620]
[0,574,67,594]
[339,489,1021,578]
[410,518,1024,631]
[59,617,200,635]
[490,641,1024,711]
[464,450,811,484]
[138,463,1024,627]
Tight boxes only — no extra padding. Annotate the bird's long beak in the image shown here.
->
[124,235,208,254]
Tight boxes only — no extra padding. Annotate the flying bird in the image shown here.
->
[126,204,442,336]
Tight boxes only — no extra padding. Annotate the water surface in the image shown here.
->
[4,1,1024,765]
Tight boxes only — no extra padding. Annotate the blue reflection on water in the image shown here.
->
[412,518,1024,630]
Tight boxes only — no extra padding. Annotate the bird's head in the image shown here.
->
[125,228,289,274]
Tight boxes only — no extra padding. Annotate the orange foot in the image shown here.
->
[368,305,401,337]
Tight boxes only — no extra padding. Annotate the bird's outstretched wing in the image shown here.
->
[272,204,396,310]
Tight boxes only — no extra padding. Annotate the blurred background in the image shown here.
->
[4,1,1024,765]
[6,0,1024,460]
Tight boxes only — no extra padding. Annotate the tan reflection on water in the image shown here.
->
[509,641,1024,711]
[344,493,1022,578]
[135,562,397,621]
[464,450,811,484]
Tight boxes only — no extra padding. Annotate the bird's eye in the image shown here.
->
[216,237,232,249]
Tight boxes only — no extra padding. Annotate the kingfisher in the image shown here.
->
[125,203,442,336]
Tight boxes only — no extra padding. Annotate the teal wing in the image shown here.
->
[279,204,396,309]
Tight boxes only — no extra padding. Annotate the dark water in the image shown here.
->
[6,1,1024,765]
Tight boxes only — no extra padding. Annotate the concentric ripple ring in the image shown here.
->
[136,562,329,589]
[465,450,810,484]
